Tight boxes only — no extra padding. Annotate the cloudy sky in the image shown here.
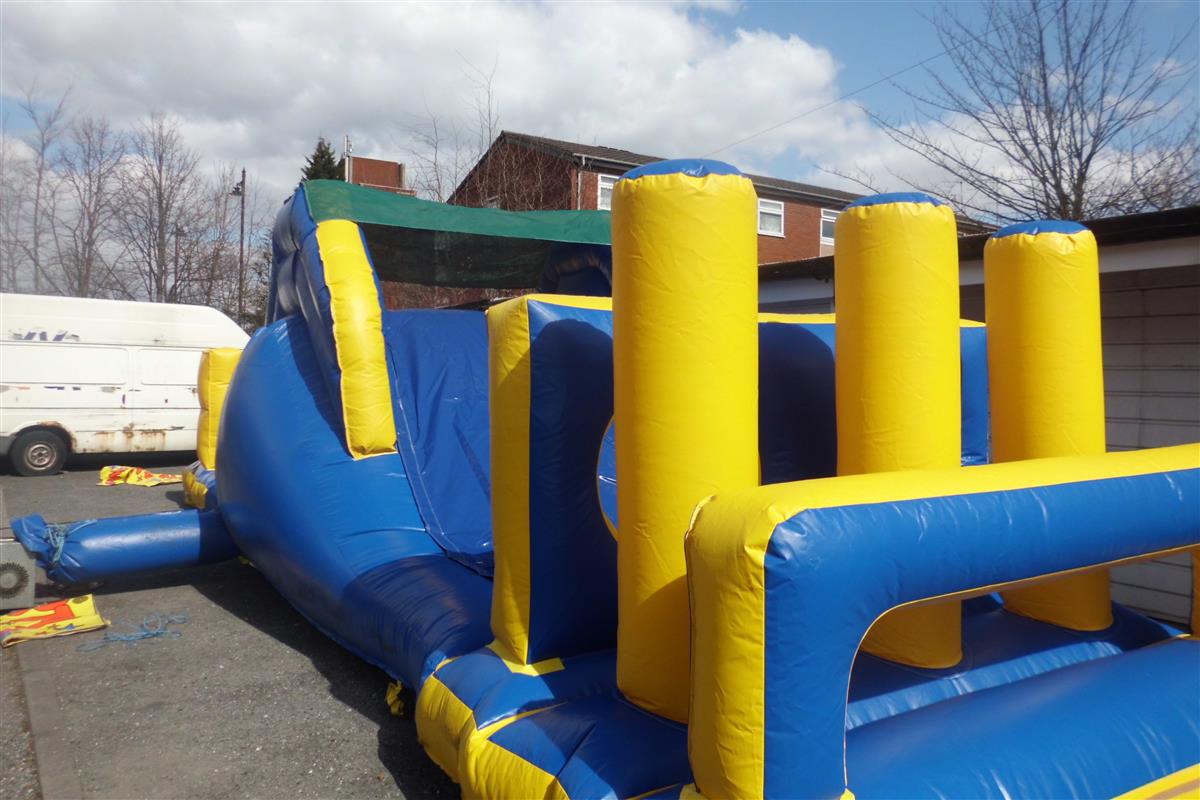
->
[2,1,1196,205]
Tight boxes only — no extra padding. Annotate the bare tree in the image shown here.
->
[454,136,573,211]
[193,163,240,308]
[0,101,272,324]
[405,104,473,202]
[868,0,1198,222]
[14,86,70,291]
[232,172,274,328]
[180,163,273,329]
[114,113,205,302]
[403,56,503,203]
[0,121,28,292]
[51,114,127,297]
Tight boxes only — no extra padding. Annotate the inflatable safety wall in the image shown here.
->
[270,189,396,458]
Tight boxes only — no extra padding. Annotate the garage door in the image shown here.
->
[1102,263,1199,624]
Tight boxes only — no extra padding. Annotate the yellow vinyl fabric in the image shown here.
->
[97,465,182,486]
[686,490,769,798]
[685,443,1199,800]
[182,469,208,509]
[459,712,571,800]
[487,295,535,665]
[833,195,963,668]
[986,223,1112,630]
[1113,763,1200,799]
[313,220,397,459]
[486,293,614,665]
[0,595,109,647]
[611,163,760,722]
[415,672,476,781]
[195,347,242,470]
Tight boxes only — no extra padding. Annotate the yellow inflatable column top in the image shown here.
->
[986,221,1112,631]
[196,347,243,471]
[611,160,759,722]
[834,192,963,669]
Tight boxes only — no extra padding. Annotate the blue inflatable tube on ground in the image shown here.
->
[11,509,239,584]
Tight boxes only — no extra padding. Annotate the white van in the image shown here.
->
[0,294,249,476]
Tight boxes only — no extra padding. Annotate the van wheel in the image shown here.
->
[11,430,67,477]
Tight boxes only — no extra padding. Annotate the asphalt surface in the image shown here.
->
[0,455,456,799]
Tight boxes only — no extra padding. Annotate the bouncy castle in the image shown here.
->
[14,168,1200,799]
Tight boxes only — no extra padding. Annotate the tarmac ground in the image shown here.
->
[1,453,456,800]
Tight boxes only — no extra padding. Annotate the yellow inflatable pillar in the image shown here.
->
[186,347,242,510]
[611,160,759,722]
[986,221,1111,630]
[196,347,242,470]
[835,193,963,668]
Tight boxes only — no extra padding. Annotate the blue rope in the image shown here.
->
[77,613,189,652]
[44,523,71,567]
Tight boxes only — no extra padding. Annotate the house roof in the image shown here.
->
[485,131,866,207]
[759,204,1200,283]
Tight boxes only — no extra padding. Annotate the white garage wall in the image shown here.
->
[1101,263,1199,624]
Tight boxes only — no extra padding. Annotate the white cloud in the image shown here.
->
[0,2,874,204]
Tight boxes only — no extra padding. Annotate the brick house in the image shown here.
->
[337,155,415,195]
[451,131,867,264]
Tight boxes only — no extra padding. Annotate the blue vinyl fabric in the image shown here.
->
[759,467,1200,799]
[600,319,990,527]
[758,320,990,475]
[454,600,1181,798]
[187,462,219,511]
[847,191,948,208]
[216,315,490,689]
[433,647,617,732]
[845,601,1177,729]
[539,243,613,296]
[385,310,493,575]
[524,299,619,661]
[11,510,238,584]
[484,691,691,797]
[267,186,387,448]
[848,638,1200,799]
[620,159,741,180]
[994,219,1089,238]
[422,298,621,755]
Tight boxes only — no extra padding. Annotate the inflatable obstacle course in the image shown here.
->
[12,174,1198,799]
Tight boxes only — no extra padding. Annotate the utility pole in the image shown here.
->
[171,224,182,303]
[231,168,246,322]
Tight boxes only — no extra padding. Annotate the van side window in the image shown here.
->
[138,348,203,386]
[3,343,128,384]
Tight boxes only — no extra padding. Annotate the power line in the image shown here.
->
[703,49,950,157]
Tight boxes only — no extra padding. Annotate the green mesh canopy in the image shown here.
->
[304,180,611,289]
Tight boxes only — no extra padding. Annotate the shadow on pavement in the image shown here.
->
[112,559,460,797]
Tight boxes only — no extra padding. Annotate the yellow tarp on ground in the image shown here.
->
[0,595,109,647]
[98,466,182,486]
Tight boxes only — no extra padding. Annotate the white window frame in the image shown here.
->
[820,208,839,245]
[597,174,618,211]
[758,199,785,237]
